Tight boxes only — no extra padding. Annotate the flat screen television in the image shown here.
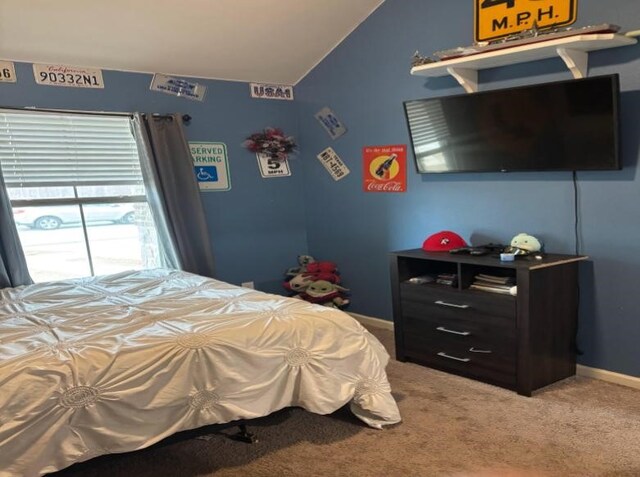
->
[403,74,621,173]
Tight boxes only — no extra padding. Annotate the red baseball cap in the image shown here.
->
[422,231,467,252]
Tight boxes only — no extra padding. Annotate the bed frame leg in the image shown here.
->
[228,424,258,444]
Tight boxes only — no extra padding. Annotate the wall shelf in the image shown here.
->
[410,33,637,93]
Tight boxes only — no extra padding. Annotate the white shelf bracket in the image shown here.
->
[446,67,478,93]
[557,47,589,79]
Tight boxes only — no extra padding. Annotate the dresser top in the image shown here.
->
[391,249,588,270]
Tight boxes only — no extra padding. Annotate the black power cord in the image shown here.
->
[572,171,580,255]
[572,170,584,356]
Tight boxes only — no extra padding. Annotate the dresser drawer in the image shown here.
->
[404,333,516,388]
[400,283,516,319]
[402,308,516,357]
[400,294,517,388]
[401,296,515,336]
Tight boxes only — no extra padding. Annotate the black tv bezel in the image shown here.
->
[403,74,621,174]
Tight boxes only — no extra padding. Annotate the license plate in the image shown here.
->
[475,0,577,42]
[33,64,104,88]
[0,61,16,83]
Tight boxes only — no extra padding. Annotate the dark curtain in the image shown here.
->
[0,167,33,288]
[131,113,216,278]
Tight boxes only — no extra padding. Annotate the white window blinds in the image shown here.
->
[0,110,142,187]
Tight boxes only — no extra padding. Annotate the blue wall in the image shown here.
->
[0,62,308,293]
[2,0,639,377]
[296,0,640,377]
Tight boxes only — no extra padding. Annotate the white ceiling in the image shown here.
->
[0,0,384,85]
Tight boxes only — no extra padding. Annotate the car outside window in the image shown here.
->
[0,110,164,282]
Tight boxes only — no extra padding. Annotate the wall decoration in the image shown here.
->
[256,153,292,178]
[150,73,206,101]
[190,142,231,191]
[243,127,297,162]
[0,61,16,83]
[250,83,294,101]
[315,107,347,140]
[316,147,350,181]
[33,64,104,88]
[363,145,407,193]
[474,0,577,43]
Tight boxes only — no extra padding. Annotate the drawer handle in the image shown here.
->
[436,326,471,336]
[469,347,492,354]
[434,300,469,309]
[437,352,470,363]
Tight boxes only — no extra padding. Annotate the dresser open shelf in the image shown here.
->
[390,249,588,396]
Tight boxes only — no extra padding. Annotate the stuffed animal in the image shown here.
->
[296,280,350,308]
[504,233,542,255]
[285,255,316,277]
[305,261,337,274]
[283,258,341,294]
[283,256,349,305]
[304,261,341,283]
[283,269,341,293]
[283,273,318,293]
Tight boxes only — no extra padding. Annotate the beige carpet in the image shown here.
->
[51,325,640,477]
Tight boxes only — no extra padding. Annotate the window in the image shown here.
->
[0,110,163,282]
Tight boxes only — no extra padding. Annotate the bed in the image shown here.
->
[0,268,400,476]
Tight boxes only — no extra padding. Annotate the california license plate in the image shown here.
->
[475,0,577,42]
[33,64,104,88]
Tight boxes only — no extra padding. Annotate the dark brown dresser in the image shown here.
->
[390,249,588,396]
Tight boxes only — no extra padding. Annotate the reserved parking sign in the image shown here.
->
[190,142,231,191]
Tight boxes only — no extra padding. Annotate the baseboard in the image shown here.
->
[349,313,640,391]
[347,312,394,331]
[576,364,640,390]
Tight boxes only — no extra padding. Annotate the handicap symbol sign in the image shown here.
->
[190,142,230,191]
[195,166,218,182]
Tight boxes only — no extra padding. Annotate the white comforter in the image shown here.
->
[0,269,400,476]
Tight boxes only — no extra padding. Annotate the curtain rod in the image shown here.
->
[0,106,191,123]
[146,113,192,123]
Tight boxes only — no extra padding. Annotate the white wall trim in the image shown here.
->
[350,313,640,391]
[348,312,394,330]
[576,364,640,390]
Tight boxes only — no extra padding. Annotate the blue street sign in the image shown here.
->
[195,166,218,182]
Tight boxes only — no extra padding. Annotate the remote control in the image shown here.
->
[449,247,471,254]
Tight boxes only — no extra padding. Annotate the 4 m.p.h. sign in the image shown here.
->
[475,0,577,42]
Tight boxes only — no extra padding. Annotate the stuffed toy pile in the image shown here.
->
[283,255,350,309]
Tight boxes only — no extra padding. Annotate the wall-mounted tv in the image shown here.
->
[404,74,621,173]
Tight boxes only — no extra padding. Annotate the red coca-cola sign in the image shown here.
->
[363,145,407,193]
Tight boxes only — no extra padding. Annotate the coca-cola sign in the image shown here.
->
[365,181,404,192]
[363,145,407,193]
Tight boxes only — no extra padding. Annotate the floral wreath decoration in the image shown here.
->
[243,127,297,161]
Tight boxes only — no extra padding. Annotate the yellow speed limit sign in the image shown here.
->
[475,0,577,42]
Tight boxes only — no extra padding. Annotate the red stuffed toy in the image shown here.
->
[305,261,337,274]
[283,260,341,293]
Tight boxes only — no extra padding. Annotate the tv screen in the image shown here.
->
[404,75,620,173]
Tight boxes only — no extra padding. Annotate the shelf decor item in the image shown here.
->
[243,127,297,161]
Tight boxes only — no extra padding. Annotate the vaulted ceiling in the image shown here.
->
[0,0,384,85]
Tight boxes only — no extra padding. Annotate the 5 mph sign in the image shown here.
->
[475,0,577,42]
